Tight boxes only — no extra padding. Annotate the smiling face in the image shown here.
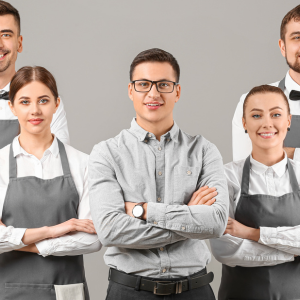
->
[0,14,22,73]
[128,62,181,129]
[9,81,60,136]
[243,92,291,152]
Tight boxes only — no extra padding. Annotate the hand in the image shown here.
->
[187,186,217,206]
[125,202,147,220]
[48,219,96,239]
[284,147,295,159]
[224,217,260,241]
[0,219,6,227]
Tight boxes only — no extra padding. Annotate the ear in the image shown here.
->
[54,97,61,113]
[278,39,286,58]
[17,35,23,54]
[128,83,134,102]
[8,101,17,116]
[174,84,181,103]
[242,117,247,131]
[288,114,292,128]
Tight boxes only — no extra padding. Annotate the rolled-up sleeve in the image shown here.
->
[0,225,26,254]
[88,144,186,249]
[147,142,229,239]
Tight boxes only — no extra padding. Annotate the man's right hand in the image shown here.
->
[187,186,217,206]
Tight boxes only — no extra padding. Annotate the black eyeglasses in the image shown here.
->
[131,80,178,93]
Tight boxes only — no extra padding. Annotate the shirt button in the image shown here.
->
[187,170,192,175]
[162,268,167,273]
[167,138,170,142]
[160,247,164,251]
[182,226,186,230]
[158,147,162,151]
[144,140,148,143]
[148,133,152,138]
[154,221,158,225]
[158,171,162,176]
[157,197,161,202]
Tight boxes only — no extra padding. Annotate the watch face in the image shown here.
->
[133,205,144,218]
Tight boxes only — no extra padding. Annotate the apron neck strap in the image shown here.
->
[278,76,285,92]
[287,158,299,193]
[57,139,71,176]
[241,156,251,195]
[9,144,17,179]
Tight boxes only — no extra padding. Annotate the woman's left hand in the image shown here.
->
[224,217,260,242]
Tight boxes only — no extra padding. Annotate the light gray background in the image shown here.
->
[9,0,299,299]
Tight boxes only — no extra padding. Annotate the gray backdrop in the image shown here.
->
[9,0,300,299]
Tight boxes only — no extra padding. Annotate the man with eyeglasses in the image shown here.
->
[89,48,228,299]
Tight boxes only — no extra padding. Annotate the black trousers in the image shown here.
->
[105,279,216,300]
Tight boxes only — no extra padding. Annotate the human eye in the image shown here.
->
[20,100,29,105]
[252,114,261,119]
[159,82,170,88]
[272,113,281,118]
[39,98,49,104]
[2,33,11,38]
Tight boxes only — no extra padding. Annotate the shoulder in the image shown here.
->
[63,142,89,170]
[289,158,300,184]
[224,159,245,189]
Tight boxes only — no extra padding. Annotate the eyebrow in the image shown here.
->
[0,29,14,34]
[250,106,283,112]
[290,31,300,37]
[135,78,172,81]
[18,95,50,100]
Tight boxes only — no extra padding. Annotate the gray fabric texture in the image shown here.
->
[89,118,229,278]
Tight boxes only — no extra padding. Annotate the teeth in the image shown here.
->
[260,133,275,136]
[0,55,4,58]
[147,104,160,106]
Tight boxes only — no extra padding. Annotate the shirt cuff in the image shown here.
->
[258,227,278,246]
[36,239,55,257]
[147,203,167,228]
[293,148,300,162]
[8,227,27,246]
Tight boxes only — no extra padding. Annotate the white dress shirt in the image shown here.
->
[0,83,70,145]
[232,71,300,161]
[0,136,101,257]
[210,153,300,267]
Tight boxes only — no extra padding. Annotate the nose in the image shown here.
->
[0,38,5,48]
[147,83,161,99]
[31,102,42,115]
[262,115,273,129]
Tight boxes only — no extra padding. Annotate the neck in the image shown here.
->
[0,66,16,90]
[251,144,285,166]
[18,129,54,160]
[289,68,300,86]
[136,115,174,141]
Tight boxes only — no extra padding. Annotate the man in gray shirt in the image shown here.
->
[89,48,228,299]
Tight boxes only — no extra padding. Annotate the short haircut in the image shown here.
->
[10,66,59,104]
[243,85,290,118]
[0,1,20,35]
[130,48,180,82]
[280,4,300,41]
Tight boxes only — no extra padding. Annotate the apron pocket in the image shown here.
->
[5,283,55,300]
[54,283,85,300]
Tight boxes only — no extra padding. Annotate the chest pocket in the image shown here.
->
[173,165,201,204]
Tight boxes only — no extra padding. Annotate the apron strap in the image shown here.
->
[241,156,251,195]
[57,139,71,176]
[9,143,17,179]
[287,158,299,193]
[278,77,285,93]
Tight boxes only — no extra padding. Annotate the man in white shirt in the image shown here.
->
[233,4,300,161]
[0,1,70,147]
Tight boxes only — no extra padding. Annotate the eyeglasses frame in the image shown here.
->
[131,79,179,93]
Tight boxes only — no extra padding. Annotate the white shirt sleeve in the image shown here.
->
[0,225,27,254]
[232,94,252,161]
[210,181,294,267]
[35,164,102,257]
[259,226,300,256]
[50,97,70,145]
[293,148,300,162]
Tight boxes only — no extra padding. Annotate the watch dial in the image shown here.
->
[133,205,143,217]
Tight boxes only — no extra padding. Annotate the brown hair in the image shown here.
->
[130,48,180,82]
[0,1,20,35]
[10,66,59,104]
[243,85,290,118]
[280,5,300,41]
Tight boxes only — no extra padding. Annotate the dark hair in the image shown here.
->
[0,1,20,35]
[10,66,59,104]
[130,48,180,82]
[280,5,300,41]
[243,85,290,118]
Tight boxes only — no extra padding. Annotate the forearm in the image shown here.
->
[0,225,26,254]
[22,227,51,245]
[210,234,294,267]
[16,244,39,253]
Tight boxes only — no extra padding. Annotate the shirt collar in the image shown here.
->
[285,70,300,93]
[250,152,287,177]
[129,118,179,143]
[12,135,60,158]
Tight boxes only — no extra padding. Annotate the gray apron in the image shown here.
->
[0,93,19,149]
[278,76,300,148]
[0,139,90,300]
[219,156,300,300]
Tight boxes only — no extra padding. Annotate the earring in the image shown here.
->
[245,130,247,133]
[288,127,290,131]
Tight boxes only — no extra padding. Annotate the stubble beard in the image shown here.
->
[0,57,12,73]
[286,53,300,73]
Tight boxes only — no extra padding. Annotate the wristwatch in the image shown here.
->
[132,202,146,219]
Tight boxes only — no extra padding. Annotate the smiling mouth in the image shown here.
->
[145,103,162,107]
[258,132,277,137]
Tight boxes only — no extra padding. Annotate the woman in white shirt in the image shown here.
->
[0,66,101,300]
[210,84,300,300]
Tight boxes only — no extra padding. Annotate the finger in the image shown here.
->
[197,191,218,205]
[203,198,216,206]
[196,188,217,202]
[189,186,209,203]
